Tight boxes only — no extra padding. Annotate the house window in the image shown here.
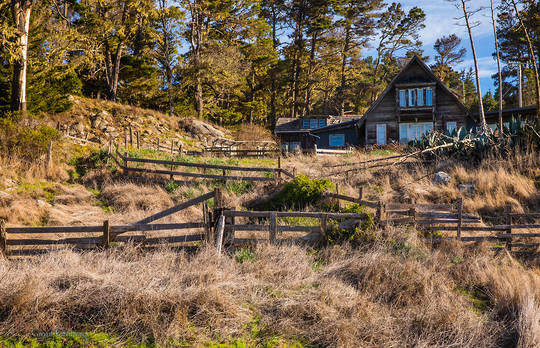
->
[290,142,301,150]
[399,122,434,144]
[376,124,387,145]
[318,119,326,128]
[302,119,309,128]
[329,134,345,147]
[310,119,318,129]
[417,88,424,106]
[425,88,433,106]
[408,89,416,106]
[399,90,406,107]
[446,121,457,134]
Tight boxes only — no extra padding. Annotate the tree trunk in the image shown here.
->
[512,0,540,125]
[269,6,278,128]
[303,31,318,116]
[339,27,351,117]
[10,0,33,112]
[490,0,503,137]
[461,0,486,132]
[290,7,304,118]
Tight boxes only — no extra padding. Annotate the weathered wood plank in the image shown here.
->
[124,156,280,172]
[134,192,215,225]
[222,211,368,219]
[126,166,273,181]
[324,192,378,208]
[145,234,203,244]
[225,224,320,233]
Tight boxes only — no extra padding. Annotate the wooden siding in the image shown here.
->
[364,58,469,145]
[315,126,359,148]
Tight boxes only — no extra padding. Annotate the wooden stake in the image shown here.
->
[124,129,128,150]
[215,215,225,253]
[320,214,327,244]
[0,219,6,258]
[129,127,133,147]
[505,203,512,250]
[46,140,53,171]
[358,186,364,201]
[102,220,110,248]
[457,198,463,240]
[124,151,129,177]
[335,183,340,210]
[269,212,277,244]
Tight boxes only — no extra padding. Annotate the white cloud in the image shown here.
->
[400,0,494,46]
[455,56,497,78]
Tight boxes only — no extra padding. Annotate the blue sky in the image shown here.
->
[395,0,501,93]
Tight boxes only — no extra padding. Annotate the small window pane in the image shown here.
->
[310,119,318,129]
[399,90,406,107]
[446,122,456,134]
[417,88,424,106]
[408,89,415,106]
[302,120,309,128]
[318,119,326,128]
[426,88,432,106]
[329,134,345,146]
[399,124,408,144]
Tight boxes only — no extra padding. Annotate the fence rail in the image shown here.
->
[113,149,292,183]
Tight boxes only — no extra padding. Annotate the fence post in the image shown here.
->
[409,206,416,225]
[335,183,340,210]
[376,201,386,223]
[124,151,129,177]
[124,129,128,150]
[202,201,212,244]
[108,139,113,155]
[358,186,364,201]
[278,156,282,182]
[102,220,110,248]
[129,127,133,148]
[269,212,277,244]
[457,198,463,240]
[0,219,6,258]
[505,203,512,251]
[170,141,174,154]
[46,140,53,171]
[320,214,327,244]
[215,215,225,253]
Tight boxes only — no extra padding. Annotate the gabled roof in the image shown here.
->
[274,116,356,134]
[363,55,469,118]
[311,117,364,134]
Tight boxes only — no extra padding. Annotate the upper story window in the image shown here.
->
[302,118,327,129]
[399,87,433,108]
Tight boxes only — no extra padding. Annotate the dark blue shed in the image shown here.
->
[310,118,363,149]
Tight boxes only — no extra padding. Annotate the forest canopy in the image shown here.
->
[1,0,539,127]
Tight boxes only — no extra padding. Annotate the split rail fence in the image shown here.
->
[111,148,295,184]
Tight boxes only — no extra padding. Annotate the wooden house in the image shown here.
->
[359,55,473,145]
[274,115,357,151]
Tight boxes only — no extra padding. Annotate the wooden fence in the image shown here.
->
[0,191,218,257]
[112,149,295,184]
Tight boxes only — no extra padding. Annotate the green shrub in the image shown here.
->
[0,114,60,160]
[259,175,333,211]
[234,248,256,263]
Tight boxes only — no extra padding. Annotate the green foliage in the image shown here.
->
[0,114,60,160]
[28,67,82,113]
[234,248,256,263]
[325,204,375,245]
[70,149,115,180]
[259,175,333,211]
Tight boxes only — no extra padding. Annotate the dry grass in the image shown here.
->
[0,228,538,346]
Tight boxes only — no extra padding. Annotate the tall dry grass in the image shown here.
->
[0,228,538,346]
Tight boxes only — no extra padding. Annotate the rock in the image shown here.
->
[433,171,451,185]
[36,199,50,207]
[70,122,85,134]
[458,183,475,196]
[104,126,116,133]
[178,118,225,139]
[3,178,18,188]
[338,219,365,230]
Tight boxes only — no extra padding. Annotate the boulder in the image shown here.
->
[433,171,451,185]
[178,118,225,139]
[70,122,85,134]
[458,183,475,196]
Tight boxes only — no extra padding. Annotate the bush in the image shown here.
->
[0,114,60,160]
[259,175,333,210]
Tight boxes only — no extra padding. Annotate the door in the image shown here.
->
[376,124,386,145]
